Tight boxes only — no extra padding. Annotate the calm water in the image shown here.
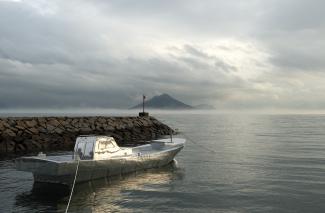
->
[1,113,325,212]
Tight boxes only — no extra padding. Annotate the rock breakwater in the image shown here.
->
[0,116,172,154]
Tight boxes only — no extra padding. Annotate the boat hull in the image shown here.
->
[16,145,183,186]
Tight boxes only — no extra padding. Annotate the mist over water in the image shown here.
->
[1,113,325,212]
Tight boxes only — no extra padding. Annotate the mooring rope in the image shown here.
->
[65,158,80,213]
[176,130,218,154]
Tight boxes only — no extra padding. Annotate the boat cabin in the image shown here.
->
[73,136,132,160]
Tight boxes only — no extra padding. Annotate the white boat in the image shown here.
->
[15,135,185,186]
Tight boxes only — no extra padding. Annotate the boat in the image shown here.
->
[15,135,185,186]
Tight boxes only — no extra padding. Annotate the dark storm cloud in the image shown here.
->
[0,0,325,110]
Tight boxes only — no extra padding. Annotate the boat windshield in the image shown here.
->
[97,137,120,153]
[74,138,95,160]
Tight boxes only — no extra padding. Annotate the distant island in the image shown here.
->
[131,94,193,109]
[130,94,215,110]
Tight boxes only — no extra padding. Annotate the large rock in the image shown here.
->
[3,129,16,137]
[54,127,64,135]
[28,127,39,135]
[47,119,61,127]
[46,124,57,132]
[25,120,37,128]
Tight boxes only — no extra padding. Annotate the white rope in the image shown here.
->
[178,131,217,154]
[65,158,80,213]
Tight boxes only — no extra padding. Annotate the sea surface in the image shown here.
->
[1,113,325,212]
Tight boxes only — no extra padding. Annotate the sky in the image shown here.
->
[0,0,324,110]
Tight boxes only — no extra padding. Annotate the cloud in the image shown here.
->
[0,0,325,110]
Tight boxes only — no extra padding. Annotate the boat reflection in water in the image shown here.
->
[15,161,184,212]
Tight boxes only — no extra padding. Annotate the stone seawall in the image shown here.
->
[0,116,172,154]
